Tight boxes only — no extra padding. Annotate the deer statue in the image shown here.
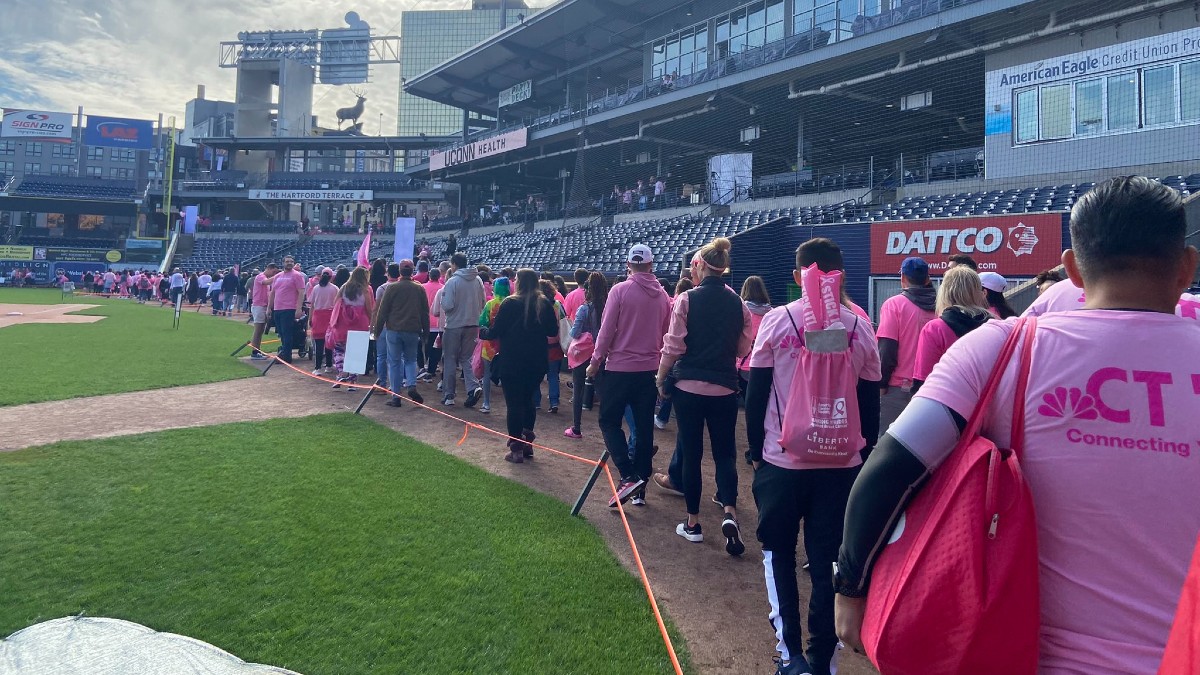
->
[336,88,366,129]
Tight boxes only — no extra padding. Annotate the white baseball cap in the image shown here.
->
[979,271,1008,292]
[627,244,654,263]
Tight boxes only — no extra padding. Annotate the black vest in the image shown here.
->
[671,276,743,391]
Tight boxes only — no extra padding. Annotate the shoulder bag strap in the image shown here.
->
[961,317,1030,441]
[1008,316,1038,458]
[771,306,804,441]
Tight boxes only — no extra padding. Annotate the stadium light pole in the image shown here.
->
[163,117,177,240]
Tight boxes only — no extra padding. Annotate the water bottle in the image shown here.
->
[582,376,595,410]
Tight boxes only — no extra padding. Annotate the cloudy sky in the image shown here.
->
[0,0,466,134]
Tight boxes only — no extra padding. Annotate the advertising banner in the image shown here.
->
[0,245,34,261]
[84,115,155,149]
[33,247,123,263]
[870,213,1064,276]
[248,189,373,201]
[430,127,527,172]
[1,109,73,139]
[125,238,164,263]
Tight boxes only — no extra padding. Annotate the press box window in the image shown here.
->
[1039,84,1072,140]
[1144,65,1177,126]
[1015,88,1039,143]
[1107,73,1138,131]
[1075,79,1103,135]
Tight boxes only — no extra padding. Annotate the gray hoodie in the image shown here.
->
[440,267,485,329]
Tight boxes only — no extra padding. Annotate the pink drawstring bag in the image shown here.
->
[471,338,485,380]
[775,264,863,465]
[567,332,595,370]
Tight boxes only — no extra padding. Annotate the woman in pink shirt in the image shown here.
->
[326,267,375,391]
[307,268,338,374]
[737,275,772,391]
[911,266,991,392]
[656,238,754,555]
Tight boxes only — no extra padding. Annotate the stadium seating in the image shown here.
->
[12,175,138,201]
[264,172,426,191]
[205,220,297,234]
[175,237,293,273]
[178,171,248,192]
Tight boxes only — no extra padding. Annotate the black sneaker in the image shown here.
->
[408,388,424,405]
[722,517,745,556]
[464,386,482,408]
[773,656,813,675]
[630,489,646,506]
[608,477,646,508]
[386,398,402,408]
[675,522,703,542]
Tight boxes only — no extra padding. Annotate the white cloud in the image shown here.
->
[0,0,468,135]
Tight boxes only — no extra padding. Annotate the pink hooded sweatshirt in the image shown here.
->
[592,272,671,372]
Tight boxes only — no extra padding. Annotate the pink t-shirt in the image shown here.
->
[424,280,444,331]
[252,273,272,307]
[749,299,881,470]
[916,313,1200,673]
[877,293,935,388]
[564,287,587,322]
[1024,279,1200,321]
[270,269,306,311]
[912,318,960,382]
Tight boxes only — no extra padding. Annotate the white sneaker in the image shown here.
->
[436,381,444,392]
[654,417,667,430]
[479,405,490,413]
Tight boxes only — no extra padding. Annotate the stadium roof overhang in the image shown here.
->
[194,135,459,152]
[404,0,690,115]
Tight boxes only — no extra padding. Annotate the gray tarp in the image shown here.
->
[0,617,301,674]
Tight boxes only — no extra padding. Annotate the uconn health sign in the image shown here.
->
[430,127,527,172]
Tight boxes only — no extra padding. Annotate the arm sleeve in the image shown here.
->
[745,366,773,464]
[659,293,689,374]
[878,337,899,387]
[737,304,755,358]
[837,401,966,595]
[440,279,456,313]
[592,293,620,362]
[373,290,390,334]
[543,302,560,337]
[857,377,882,460]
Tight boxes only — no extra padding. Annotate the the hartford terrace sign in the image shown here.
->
[248,190,373,201]
[430,127,528,172]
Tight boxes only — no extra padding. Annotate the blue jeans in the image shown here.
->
[656,396,673,423]
[274,309,296,363]
[625,405,638,461]
[385,329,420,397]
[533,358,562,408]
[375,334,389,388]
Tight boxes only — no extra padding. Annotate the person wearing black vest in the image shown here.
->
[656,237,754,555]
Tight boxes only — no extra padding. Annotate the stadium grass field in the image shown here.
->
[0,288,259,406]
[0,414,691,674]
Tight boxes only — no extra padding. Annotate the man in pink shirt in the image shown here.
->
[745,238,881,675]
[586,244,671,506]
[876,256,936,431]
[564,268,589,321]
[267,256,306,363]
[836,176,1200,674]
[249,264,278,359]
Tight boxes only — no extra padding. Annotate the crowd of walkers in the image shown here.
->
[230,175,1198,675]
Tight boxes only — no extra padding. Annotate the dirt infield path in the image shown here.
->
[0,364,875,675]
[0,303,105,329]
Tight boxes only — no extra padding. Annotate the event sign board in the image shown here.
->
[870,213,1063,276]
[32,247,123,263]
[1,109,73,139]
[84,115,155,149]
[430,127,527,172]
[248,189,373,201]
[343,330,371,375]
[394,217,416,265]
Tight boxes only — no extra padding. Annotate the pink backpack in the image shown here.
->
[775,264,863,465]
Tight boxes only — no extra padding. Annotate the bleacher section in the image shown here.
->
[264,172,425,191]
[164,175,1196,278]
[175,238,293,272]
[205,220,296,234]
[12,175,138,201]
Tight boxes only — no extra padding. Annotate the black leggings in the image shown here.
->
[313,338,333,369]
[502,370,542,443]
[674,388,740,515]
[425,331,442,375]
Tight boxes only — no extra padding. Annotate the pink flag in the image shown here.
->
[356,231,372,268]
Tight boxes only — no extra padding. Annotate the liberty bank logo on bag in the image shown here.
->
[1036,368,1199,458]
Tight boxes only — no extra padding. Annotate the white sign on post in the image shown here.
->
[394,217,416,263]
[342,330,371,375]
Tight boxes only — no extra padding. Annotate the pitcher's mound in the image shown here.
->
[0,303,104,329]
[0,616,300,674]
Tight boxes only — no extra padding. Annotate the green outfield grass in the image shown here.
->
[0,414,690,674]
[0,288,258,406]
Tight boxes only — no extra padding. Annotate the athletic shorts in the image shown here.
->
[252,305,267,324]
